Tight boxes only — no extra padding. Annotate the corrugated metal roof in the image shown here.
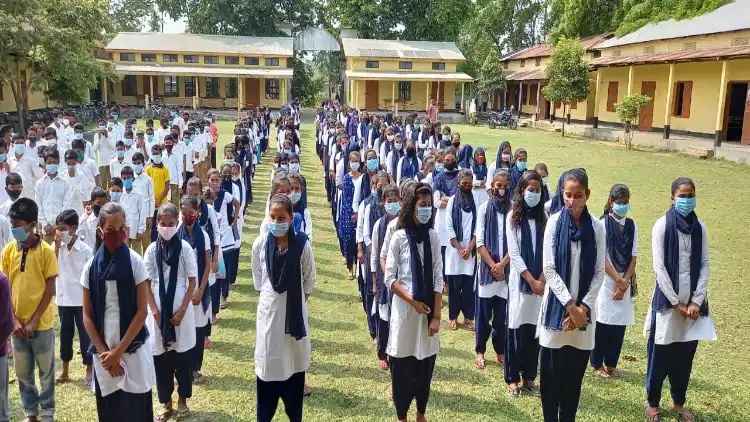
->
[589,45,750,67]
[345,70,473,82]
[503,34,613,61]
[506,69,547,81]
[114,64,293,78]
[597,0,750,49]
[341,38,465,61]
[106,32,294,56]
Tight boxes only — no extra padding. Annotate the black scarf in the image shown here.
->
[156,235,183,348]
[406,222,434,323]
[479,194,509,285]
[519,210,544,294]
[451,188,476,243]
[180,223,209,312]
[265,229,309,340]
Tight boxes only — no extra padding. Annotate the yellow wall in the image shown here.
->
[0,82,49,113]
[514,78,596,121]
[601,30,750,58]
[111,51,290,68]
[348,58,458,72]
[350,79,457,111]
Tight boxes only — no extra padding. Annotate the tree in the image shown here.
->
[291,55,325,107]
[0,0,112,132]
[477,49,507,108]
[547,0,623,43]
[177,0,317,36]
[541,37,589,137]
[616,0,731,35]
[615,93,651,149]
[321,0,398,40]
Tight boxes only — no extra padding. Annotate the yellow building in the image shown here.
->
[590,0,750,145]
[104,32,294,110]
[501,34,613,123]
[341,38,473,112]
[0,60,53,113]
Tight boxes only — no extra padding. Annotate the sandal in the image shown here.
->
[449,320,457,330]
[378,359,389,370]
[156,404,173,421]
[174,406,190,421]
[593,368,611,379]
[55,374,70,385]
[521,383,541,397]
[204,337,213,350]
[644,407,661,422]
[475,354,486,370]
[219,300,229,310]
[506,384,521,397]
[464,320,474,331]
[673,407,695,422]
[303,384,312,397]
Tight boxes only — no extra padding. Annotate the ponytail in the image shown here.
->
[603,183,630,218]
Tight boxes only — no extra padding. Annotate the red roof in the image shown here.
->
[504,34,613,61]
[590,45,750,67]
[506,69,547,81]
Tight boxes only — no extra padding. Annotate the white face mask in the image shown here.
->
[62,119,70,127]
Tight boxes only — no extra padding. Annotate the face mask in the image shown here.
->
[524,190,541,207]
[112,114,119,120]
[13,144,24,156]
[516,161,527,171]
[268,221,290,237]
[350,162,360,171]
[502,153,511,162]
[146,134,154,142]
[444,161,457,172]
[290,192,302,204]
[280,164,289,171]
[495,188,506,198]
[674,197,696,217]
[133,164,144,174]
[125,139,133,147]
[116,150,126,158]
[0,154,6,163]
[109,191,122,203]
[406,146,416,157]
[62,119,70,127]
[414,124,420,130]
[6,188,21,201]
[367,158,378,171]
[152,155,163,164]
[461,185,472,194]
[182,214,198,226]
[542,177,549,186]
[611,202,630,217]
[387,135,395,142]
[98,125,106,131]
[76,152,85,161]
[170,111,177,118]
[184,137,192,145]
[46,138,57,146]
[476,157,485,166]
[123,179,134,190]
[204,126,210,133]
[46,164,59,174]
[158,225,178,241]
[61,231,73,245]
[11,225,30,242]
[416,206,432,224]
[394,142,402,150]
[385,202,401,216]
[452,141,460,148]
[285,162,299,174]
[92,204,102,217]
[442,134,450,141]
[435,163,444,172]
[165,145,174,153]
[100,228,126,250]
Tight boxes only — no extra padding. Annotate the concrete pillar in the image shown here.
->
[461,82,465,112]
[353,80,359,110]
[392,81,396,113]
[426,82,431,115]
[150,76,155,101]
[518,82,523,115]
[593,70,601,128]
[627,65,634,95]
[535,81,541,120]
[664,64,675,139]
[714,60,728,147]
[281,79,287,105]
[237,76,243,118]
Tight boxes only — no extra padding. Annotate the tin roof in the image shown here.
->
[505,69,548,81]
[502,34,613,61]
[590,44,750,67]
[114,64,293,78]
[597,0,750,49]
[341,38,466,61]
[106,32,294,56]
[345,70,473,82]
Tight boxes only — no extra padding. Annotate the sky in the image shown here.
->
[162,17,187,33]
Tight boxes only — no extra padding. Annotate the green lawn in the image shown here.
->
[11,121,748,421]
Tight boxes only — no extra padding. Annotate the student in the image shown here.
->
[71,136,100,186]
[119,167,148,255]
[0,172,21,216]
[386,133,405,182]
[396,138,421,184]
[2,198,59,421]
[146,145,171,244]
[207,169,240,310]
[384,182,442,422]
[230,162,246,241]
[81,202,154,422]
[0,140,9,207]
[251,194,316,422]
[53,209,94,386]
[36,148,74,244]
[10,134,42,201]
[177,196,211,385]
[432,148,460,289]
[474,169,511,370]
[416,155,435,184]
[644,177,715,422]
[509,148,528,193]
[289,173,312,239]
[486,141,513,189]
[110,141,130,180]
[339,149,364,279]
[78,188,108,250]
[546,172,567,215]
[163,135,184,207]
[220,163,242,290]
[471,147,489,208]
[63,149,95,218]
[131,153,155,248]
[145,203,197,421]
[539,168,605,422]
[535,163,550,205]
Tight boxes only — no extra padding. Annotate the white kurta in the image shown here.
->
[251,235,316,382]
[432,189,452,247]
[384,229,443,360]
[644,216,716,345]
[474,202,507,299]
[80,250,155,397]
[596,216,638,326]
[144,240,198,355]
[190,230,212,328]
[538,212,606,351]
[444,195,476,276]
[505,211,543,329]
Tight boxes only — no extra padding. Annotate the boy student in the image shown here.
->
[71,137,100,186]
[70,123,96,163]
[2,198,59,421]
[0,172,22,216]
[93,119,117,190]
[163,135,184,207]
[110,140,130,179]
[36,148,74,244]
[10,134,42,201]
[181,128,198,193]
[62,149,95,219]
[131,152,155,248]
[53,209,94,386]
[146,144,171,244]
[118,168,148,255]
[78,188,108,250]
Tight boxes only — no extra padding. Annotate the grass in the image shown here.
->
[10,121,749,421]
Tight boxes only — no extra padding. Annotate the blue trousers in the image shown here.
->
[504,324,539,384]
[646,330,698,407]
[223,248,240,295]
[390,355,436,420]
[94,376,152,422]
[58,306,92,365]
[447,275,475,321]
[154,350,192,404]
[540,346,590,422]
[376,316,389,361]
[12,330,55,418]
[474,295,506,355]
[210,282,221,315]
[192,324,209,372]
[590,322,627,369]
[257,371,305,422]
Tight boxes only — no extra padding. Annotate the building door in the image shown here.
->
[724,82,748,141]
[143,76,152,97]
[742,84,750,145]
[365,80,379,110]
[245,78,260,108]
[431,81,445,110]
[639,81,656,131]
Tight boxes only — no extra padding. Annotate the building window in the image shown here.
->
[204,55,219,64]
[644,46,655,54]
[520,59,526,68]
[399,61,412,70]
[592,50,602,58]
[225,56,239,65]
[398,81,411,101]
[121,75,138,96]
[141,53,156,62]
[732,36,750,46]
[366,61,379,69]
[163,54,178,63]
[535,57,541,66]
[265,79,280,99]
[432,62,445,70]
[163,76,179,96]
[205,77,220,98]
[682,42,696,51]
[184,76,196,97]
[673,81,693,118]
[606,81,618,112]
[184,55,199,63]
[265,58,279,66]
[119,53,135,62]
[245,57,259,65]
[503,62,508,69]
[226,78,237,98]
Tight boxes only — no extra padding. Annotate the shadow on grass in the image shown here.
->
[184,410,241,422]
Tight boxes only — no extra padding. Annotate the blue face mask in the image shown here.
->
[98,125,106,131]
[385,202,400,216]
[152,155,163,164]
[414,124,420,130]
[11,226,29,243]
[112,114,119,120]
[184,137,192,145]
[0,154,6,163]
[146,134,154,142]
[116,150,126,158]
[73,132,83,140]
[46,164,59,174]
[123,179,134,190]
[612,202,631,217]
[416,206,432,224]
[290,192,302,204]
[674,197,696,217]
[268,221,290,237]
[435,163,444,173]
[524,190,541,207]
[367,158,379,171]
[516,161,527,171]
[133,164,144,174]
[110,191,122,203]
[284,148,292,155]
[13,144,24,156]
[124,138,133,146]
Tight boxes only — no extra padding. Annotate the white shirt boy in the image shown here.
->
[56,237,94,307]
[35,172,74,230]
[120,189,148,240]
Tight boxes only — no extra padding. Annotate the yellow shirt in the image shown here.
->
[146,164,171,209]
[1,238,59,331]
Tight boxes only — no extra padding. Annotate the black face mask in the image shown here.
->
[444,161,457,172]
[406,146,416,157]
[452,141,460,148]
[461,185,472,194]
[222,175,232,183]
[92,204,102,217]
[6,188,21,201]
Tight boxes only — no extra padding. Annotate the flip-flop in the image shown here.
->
[449,320,457,330]
[522,384,541,397]
[156,406,173,422]
[674,408,695,422]
[644,407,661,422]
[55,375,70,385]
[475,356,486,370]
[506,386,521,397]
[174,407,190,421]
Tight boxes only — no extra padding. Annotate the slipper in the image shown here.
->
[449,320,457,330]
[464,320,474,331]
[593,368,611,379]
[55,375,70,385]
[644,407,661,422]
[521,384,541,397]
[174,406,190,421]
[303,385,312,397]
[219,301,229,310]
[674,407,695,422]
[475,355,486,370]
[506,385,521,397]
[156,405,173,422]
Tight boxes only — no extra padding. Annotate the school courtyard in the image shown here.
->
[12,122,748,421]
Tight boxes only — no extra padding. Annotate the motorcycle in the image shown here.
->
[487,110,518,130]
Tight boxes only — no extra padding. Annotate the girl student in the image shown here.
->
[504,171,547,396]
[471,147,489,208]
[386,133,405,183]
[644,177,715,422]
[81,202,154,422]
[230,161,247,244]
[546,172,568,215]
[535,163,551,205]
[339,149,364,280]
[145,203,197,421]
[377,125,392,166]
[473,169,511,370]
[539,168,606,422]
[445,168,477,331]
[590,184,638,379]
[289,173,312,239]
[396,137,421,184]
[207,168,240,310]
[432,147,460,287]
[384,182,443,422]
[486,141,513,189]
[416,155,435,183]
[178,196,212,385]
[252,194,317,422]
[509,148,528,194]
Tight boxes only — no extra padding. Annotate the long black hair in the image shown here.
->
[510,170,547,230]
[397,182,434,230]
[602,184,630,217]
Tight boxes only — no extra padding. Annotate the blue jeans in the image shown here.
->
[12,329,55,418]
[0,355,9,422]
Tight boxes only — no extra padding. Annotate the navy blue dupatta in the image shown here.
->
[265,229,309,340]
[179,224,209,312]
[156,235,183,348]
[479,195,509,285]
